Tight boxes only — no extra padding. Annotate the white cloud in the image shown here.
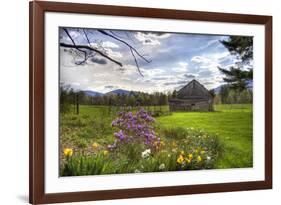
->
[171,62,189,73]
[105,48,123,58]
[135,32,171,46]
[102,41,119,48]
[191,52,232,74]
[89,42,122,58]
[141,68,166,77]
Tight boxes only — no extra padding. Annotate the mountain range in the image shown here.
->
[83,89,133,97]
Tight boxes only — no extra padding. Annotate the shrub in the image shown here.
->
[109,108,159,150]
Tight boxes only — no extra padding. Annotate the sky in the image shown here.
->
[59,27,242,94]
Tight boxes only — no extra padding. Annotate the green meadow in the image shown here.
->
[60,104,253,176]
[157,104,253,168]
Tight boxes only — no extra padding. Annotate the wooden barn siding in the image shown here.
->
[169,100,213,111]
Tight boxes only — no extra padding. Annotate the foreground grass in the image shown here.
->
[60,104,253,175]
[157,104,253,168]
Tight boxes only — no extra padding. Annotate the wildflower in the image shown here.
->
[207,156,211,161]
[141,149,151,159]
[114,130,125,141]
[201,150,205,154]
[168,154,171,158]
[197,156,202,162]
[159,163,165,170]
[188,153,193,159]
[185,158,191,164]
[177,155,184,164]
[63,148,73,157]
[92,142,99,149]
[180,150,185,155]
[103,150,109,156]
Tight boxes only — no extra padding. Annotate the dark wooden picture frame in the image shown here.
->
[29,1,272,204]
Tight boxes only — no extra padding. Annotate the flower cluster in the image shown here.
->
[109,108,158,149]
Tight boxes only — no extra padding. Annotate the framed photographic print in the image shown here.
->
[29,1,272,204]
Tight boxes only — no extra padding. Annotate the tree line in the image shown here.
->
[60,87,178,114]
[212,85,253,104]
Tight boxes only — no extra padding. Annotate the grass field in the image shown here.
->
[157,104,253,168]
[60,104,253,175]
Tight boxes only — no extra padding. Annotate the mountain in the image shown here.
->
[83,90,103,97]
[213,80,253,94]
[83,89,138,97]
[213,86,222,94]
[105,89,132,95]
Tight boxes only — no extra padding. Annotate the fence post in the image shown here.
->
[76,94,79,115]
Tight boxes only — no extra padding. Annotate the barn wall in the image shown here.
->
[169,100,213,112]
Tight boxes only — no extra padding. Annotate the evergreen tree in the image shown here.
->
[219,36,253,91]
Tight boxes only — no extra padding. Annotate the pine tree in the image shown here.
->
[219,36,253,91]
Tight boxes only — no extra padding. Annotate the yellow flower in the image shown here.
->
[103,150,109,156]
[188,153,193,159]
[197,156,202,162]
[180,150,185,155]
[177,155,184,164]
[185,158,191,164]
[63,148,73,157]
[201,150,205,154]
[92,142,99,149]
[195,149,199,153]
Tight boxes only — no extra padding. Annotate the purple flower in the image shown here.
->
[109,108,158,149]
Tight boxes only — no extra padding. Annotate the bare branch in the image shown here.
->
[60,43,123,67]
[130,48,143,77]
[97,29,151,63]
[82,29,91,46]
[63,28,87,64]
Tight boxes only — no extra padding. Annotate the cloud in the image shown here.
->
[102,41,119,48]
[135,32,171,46]
[163,80,187,86]
[104,85,115,89]
[171,62,188,73]
[184,74,196,78]
[90,57,107,65]
[142,68,166,77]
[152,77,169,80]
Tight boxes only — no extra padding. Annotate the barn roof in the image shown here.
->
[177,79,211,99]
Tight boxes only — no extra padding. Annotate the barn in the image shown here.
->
[169,79,214,111]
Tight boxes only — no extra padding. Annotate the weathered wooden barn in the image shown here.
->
[169,79,214,111]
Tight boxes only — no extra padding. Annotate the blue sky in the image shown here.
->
[60,27,240,93]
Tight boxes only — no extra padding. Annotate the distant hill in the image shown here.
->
[83,89,137,97]
[83,90,103,97]
[213,80,253,94]
[105,89,132,96]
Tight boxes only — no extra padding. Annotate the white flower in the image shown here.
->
[141,149,151,159]
[159,163,165,170]
[207,156,211,161]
